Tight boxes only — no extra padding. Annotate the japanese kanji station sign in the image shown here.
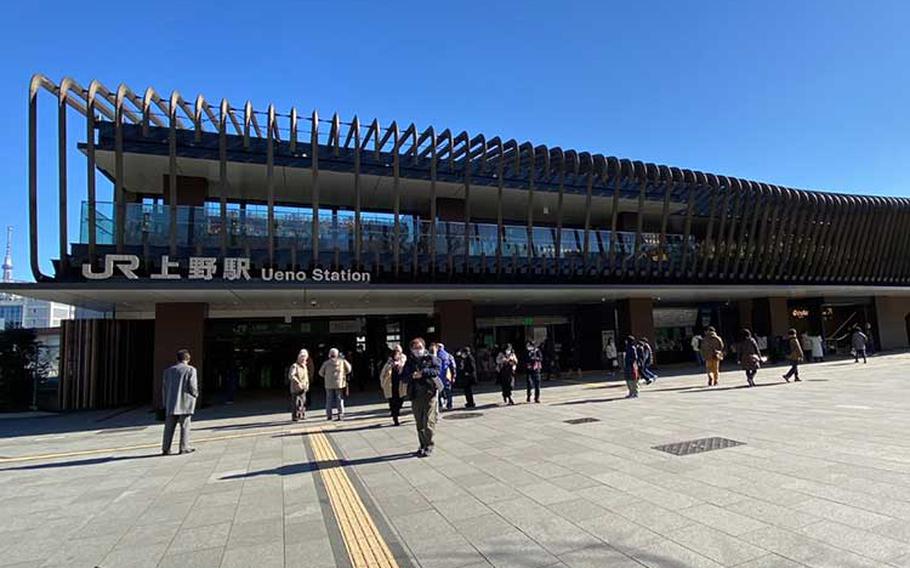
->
[81,254,372,283]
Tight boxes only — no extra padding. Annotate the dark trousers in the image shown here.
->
[783,361,800,380]
[745,369,757,385]
[499,374,514,402]
[412,393,438,451]
[463,384,475,407]
[526,371,541,402]
[855,349,867,363]
[162,414,191,454]
[388,396,403,423]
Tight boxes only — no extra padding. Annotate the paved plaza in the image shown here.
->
[3,354,910,567]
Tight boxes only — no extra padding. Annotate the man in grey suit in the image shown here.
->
[161,349,199,455]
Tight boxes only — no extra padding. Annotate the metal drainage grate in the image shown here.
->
[564,417,601,425]
[443,412,483,420]
[652,436,744,456]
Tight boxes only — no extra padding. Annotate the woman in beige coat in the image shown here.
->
[319,348,352,421]
[288,349,311,421]
[380,344,408,426]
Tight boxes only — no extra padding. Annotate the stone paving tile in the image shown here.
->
[740,525,850,564]
[733,553,807,567]
[545,498,612,524]
[724,496,822,531]
[666,523,767,566]
[468,530,559,568]
[98,542,169,568]
[157,546,225,568]
[576,512,663,557]
[793,497,894,529]
[220,541,285,568]
[629,537,726,568]
[6,354,910,567]
[676,503,771,536]
[166,521,232,554]
[556,543,642,568]
[798,520,910,563]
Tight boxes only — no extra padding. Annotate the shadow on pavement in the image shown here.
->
[0,453,160,471]
[677,381,791,394]
[219,452,415,479]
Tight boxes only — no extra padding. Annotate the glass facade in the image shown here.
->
[80,201,694,266]
[0,305,23,329]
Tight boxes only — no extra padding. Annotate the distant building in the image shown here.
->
[0,294,74,329]
[0,225,75,329]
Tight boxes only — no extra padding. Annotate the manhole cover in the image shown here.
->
[564,417,601,425]
[652,436,744,456]
[444,412,483,420]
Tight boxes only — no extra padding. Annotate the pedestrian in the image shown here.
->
[800,332,812,355]
[161,349,198,455]
[524,341,543,403]
[638,337,658,384]
[404,337,443,457]
[737,329,761,387]
[432,343,456,411]
[809,334,824,362]
[623,336,640,399]
[782,328,804,382]
[496,344,518,405]
[851,326,868,364]
[379,344,408,426]
[604,335,618,372]
[455,347,477,408]
[288,349,310,422]
[319,348,352,421]
[700,326,725,386]
[691,333,704,366]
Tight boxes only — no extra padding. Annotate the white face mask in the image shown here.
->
[412,347,426,358]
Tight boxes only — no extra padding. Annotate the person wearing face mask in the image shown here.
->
[403,337,443,457]
[379,344,408,426]
[496,344,518,405]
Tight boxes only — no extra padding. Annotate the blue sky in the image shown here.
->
[1,0,908,280]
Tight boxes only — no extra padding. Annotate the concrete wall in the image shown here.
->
[875,297,910,350]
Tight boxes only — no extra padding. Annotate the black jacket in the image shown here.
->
[455,353,477,387]
[404,353,441,400]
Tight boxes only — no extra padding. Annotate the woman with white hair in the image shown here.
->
[379,343,408,425]
[288,349,312,421]
[319,348,352,421]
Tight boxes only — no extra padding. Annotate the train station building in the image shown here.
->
[9,75,910,409]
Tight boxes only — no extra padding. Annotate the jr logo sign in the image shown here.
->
[80,254,371,283]
[81,254,140,279]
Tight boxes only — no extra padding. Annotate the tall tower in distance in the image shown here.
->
[2,226,13,283]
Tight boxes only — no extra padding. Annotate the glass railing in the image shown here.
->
[79,201,695,264]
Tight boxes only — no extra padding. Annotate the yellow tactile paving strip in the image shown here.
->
[308,430,399,568]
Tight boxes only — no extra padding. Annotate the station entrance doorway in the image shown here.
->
[202,314,432,401]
